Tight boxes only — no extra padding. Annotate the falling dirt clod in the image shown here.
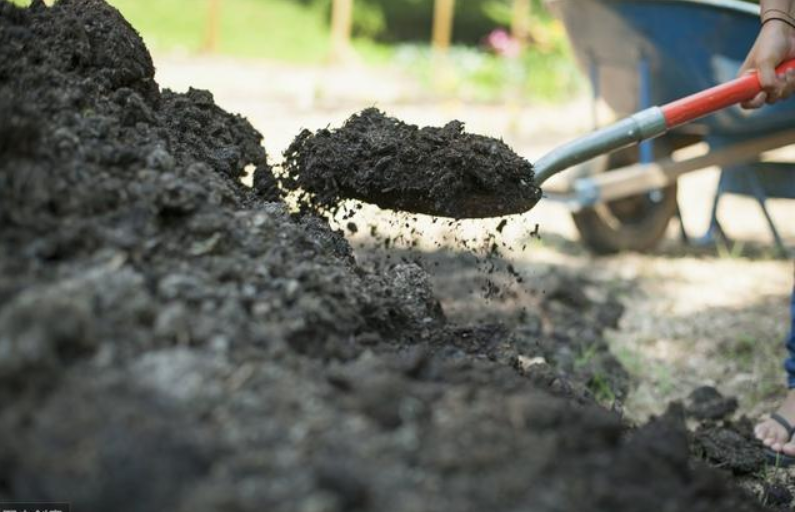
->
[281,108,543,219]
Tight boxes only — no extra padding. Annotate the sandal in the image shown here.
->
[764,413,795,468]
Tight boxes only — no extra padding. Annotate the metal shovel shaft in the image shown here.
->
[533,107,668,185]
[534,58,795,187]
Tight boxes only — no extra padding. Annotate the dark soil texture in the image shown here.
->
[0,1,777,511]
[280,108,542,219]
[686,385,739,421]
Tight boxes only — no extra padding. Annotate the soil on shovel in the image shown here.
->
[280,108,542,219]
[0,1,774,511]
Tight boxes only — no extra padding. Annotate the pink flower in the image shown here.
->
[486,29,521,58]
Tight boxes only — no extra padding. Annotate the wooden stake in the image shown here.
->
[330,0,354,63]
[432,0,456,54]
[203,0,221,53]
[511,0,531,44]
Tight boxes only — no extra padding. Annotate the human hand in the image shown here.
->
[739,18,795,108]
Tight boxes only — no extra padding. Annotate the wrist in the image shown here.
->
[761,0,795,17]
[761,0,795,26]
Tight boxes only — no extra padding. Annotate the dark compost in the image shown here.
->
[0,1,775,511]
[281,108,542,219]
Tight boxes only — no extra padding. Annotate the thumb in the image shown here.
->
[738,55,756,78]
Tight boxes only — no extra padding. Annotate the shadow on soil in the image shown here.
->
[522,231,792,261]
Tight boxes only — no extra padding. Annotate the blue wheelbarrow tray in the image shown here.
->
[548,0,795,253]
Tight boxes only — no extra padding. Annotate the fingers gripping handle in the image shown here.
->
[662,59,795,128]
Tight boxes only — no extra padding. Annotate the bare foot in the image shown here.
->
[756,389,795,456]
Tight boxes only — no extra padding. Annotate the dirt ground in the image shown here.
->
[156,47,795,495]
[154,52,795,424]
[3,2,795,510]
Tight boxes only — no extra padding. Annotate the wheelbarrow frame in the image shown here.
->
[546,0,795,254]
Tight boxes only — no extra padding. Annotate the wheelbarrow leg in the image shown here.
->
[746,170,788,257]
[697,171,730,247]
[675,202,690,244]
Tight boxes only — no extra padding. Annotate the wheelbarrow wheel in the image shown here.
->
[571,145,677,254]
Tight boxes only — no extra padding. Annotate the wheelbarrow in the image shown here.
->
[546,0,795,254]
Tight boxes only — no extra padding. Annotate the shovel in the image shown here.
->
[532,59,795,187]
[405,58,795,219]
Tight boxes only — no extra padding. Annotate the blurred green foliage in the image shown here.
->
[8,0,389,63]
[394,40,583,103]
[328,0,584,102]
[111,0,396,63]
[305,0,553,44]
[7,0,583,103]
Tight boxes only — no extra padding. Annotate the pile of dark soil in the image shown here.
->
[280,108,542,219]
[684,387,793,509]
[0,1,771,511]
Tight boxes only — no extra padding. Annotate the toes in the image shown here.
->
[755,423,785,446]
[755,416,795,453]
[782,444,795,457]
[758,431,775,446]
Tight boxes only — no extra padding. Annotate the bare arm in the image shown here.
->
[739,0,795,108]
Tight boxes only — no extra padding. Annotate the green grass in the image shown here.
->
[9,0,582,102]
[10,0,391,64]
[117,0,395,64]
[613,342,677,397]
[588,373,617,406]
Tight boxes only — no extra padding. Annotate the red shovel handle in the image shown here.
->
[661,59,795,129]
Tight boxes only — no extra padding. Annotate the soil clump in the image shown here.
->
[0,1,775,511]
[687,385,740,421]
[280,108,542,219]
[682,387,792,507]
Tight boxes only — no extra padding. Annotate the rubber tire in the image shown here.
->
[571,145,678,255]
